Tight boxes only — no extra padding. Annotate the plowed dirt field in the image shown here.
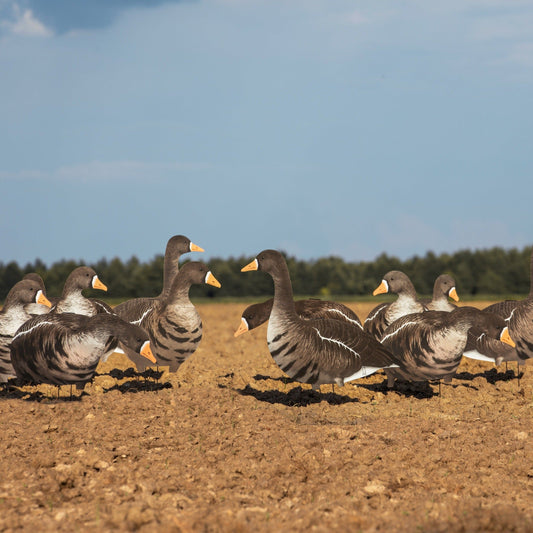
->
[0,302,532,532]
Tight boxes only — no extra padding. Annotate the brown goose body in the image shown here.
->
[364,270,427,340]
[234,297,362,337]
[241,250,399,389]
[114,235,204,326]
[10,313,155,388]
[120,262,220,372]
[0,280,52,382]
[424,274,460,312]
[51,266,110,316]
[381,307,514,387]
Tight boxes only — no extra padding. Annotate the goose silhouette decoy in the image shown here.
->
[51,266,111,316]
[364,270,427,340]
[0,279,52,382]
[234,297,362,337]
[10,313,155,389]
[240,250,399,389]
[114,235,204,326]
[424,274,460,312]
[380,306,515,388]
[120,261,221,373]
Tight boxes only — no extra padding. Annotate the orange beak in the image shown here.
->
[190,242,204,252]
[448,287,460,302]
[500,327,515,348]
[373,280,388,296]
[205,271,221,288]
[234,317,250,337]
[241,259,258,272]
[140,341,157,363]
[36,290,52,308]
[92,275,108,292]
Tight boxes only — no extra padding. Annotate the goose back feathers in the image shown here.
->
[10,313,155,388]
[464,247,533,365]
[241,250,398,389]
[497,247,533,362]
[381,306,514,387]
[234,297,362,337]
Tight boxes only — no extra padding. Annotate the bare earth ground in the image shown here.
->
[0,301,532,532]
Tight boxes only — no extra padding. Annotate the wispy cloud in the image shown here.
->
[0,2,52,37]
[16,0,192,34]
[0,160,213,182]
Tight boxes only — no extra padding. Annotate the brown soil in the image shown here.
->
[0,301,532,532]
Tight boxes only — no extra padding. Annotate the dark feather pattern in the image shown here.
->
[119,262,219,372]
[241,250,399,389]
[381,307,510,386]
[10,313,152,388]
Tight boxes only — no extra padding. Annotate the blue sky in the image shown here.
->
[1,0,532,267]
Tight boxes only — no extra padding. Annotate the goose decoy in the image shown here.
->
[380,306,515,388]
[463,326,519,367]
[462,247,533,369]
[364,270,427,340]
[22,273,58,315]
[120,261,221,373]
[464,301,523,368]
[51,266,111,316]
[234,297,362,337]
[10,313,156,389]
[0,279,52,382]
[483,246,533,366]
[240,250,399,389]
[114,235,204,325]
[424,274,460,312]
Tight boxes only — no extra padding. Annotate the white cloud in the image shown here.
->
[1,3,52,37]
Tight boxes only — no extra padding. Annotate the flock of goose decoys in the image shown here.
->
[1,234,532,396]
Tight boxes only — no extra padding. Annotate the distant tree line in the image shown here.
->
[1,246,531,302]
